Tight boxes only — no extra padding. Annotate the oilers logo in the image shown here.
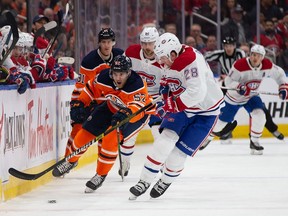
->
[105,94,126,109]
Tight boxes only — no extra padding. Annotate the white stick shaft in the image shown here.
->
[221,86,279,96]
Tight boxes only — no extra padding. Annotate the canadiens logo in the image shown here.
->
[166,77,185,96]
[137,71,156,87]
[246,80,261,90]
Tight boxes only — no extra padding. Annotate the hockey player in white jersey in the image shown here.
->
[203,44,288,155]
[129,32,225,199]
[119,27,163,177]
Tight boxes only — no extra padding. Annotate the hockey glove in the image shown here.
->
[70,100,87,124]
[156,96,178,118]
[31,54,47,78]
[50,64,69,82]
[159,77,169,100]
[237,83,251,96]
[45,56,56,74]
[15,76,29,94]
[279,83,288,100]
[111,107,132,130]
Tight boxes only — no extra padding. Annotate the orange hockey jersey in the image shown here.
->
[71,48,123,100]
[78,68,155,122]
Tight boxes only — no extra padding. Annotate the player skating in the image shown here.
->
[201,44,288,155]
[119,26,163,177]
[129,33,225,200]
[204,37,284,146]
[52,28,123,177]
[53,55,154,193]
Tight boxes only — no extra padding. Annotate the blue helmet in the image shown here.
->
[110,55,132,75]
[98,28,115,43]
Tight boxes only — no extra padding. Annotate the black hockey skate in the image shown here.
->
[150,179,171,198]
[52,161,78,177]
[250,140,264,155]
[129,180,150,200]
[85,174,107,193]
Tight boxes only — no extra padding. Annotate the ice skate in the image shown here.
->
[118,160,130,177]
[85,174,107,193]
[199,139,211,150]
[150,179,171,198]
[272,130,284,140]
[129,180,150,200]
[52,161,78,177]
[250,140,264,155]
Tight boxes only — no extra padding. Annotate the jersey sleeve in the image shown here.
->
[71,63,110,100]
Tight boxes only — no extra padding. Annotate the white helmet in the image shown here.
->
[140,27,159,42]
[251,44,266,57]
[154,32,182,60]
[16,32,34,48]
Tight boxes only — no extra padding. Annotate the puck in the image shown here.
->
[48,200,57,203]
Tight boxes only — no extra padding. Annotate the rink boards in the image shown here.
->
[0,78,287,202]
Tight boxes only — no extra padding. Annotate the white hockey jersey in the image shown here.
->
[225,57,287,105]
[166,46,224,117]
[125,44,163,99]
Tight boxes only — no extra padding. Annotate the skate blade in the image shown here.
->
[220,140,232,145]
[84,187,95,193]
[250,149,263,155]
[128,193,138,200]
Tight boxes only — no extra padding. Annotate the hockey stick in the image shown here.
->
[8,96,161,180]
[116,127,124,181]
[42,3,69,58]
[33,21,57,48]
[0,12,19,65]
[221,86,279,96]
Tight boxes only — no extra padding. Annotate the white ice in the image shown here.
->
[1,138,288,216]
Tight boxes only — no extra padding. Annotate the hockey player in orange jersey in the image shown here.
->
[52,55,155,193]
[53,28,123,174]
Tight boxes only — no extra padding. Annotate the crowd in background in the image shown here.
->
[1,0,288,92]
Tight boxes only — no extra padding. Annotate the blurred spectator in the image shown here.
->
[10,0,26,25]
[38,0,52,15]
[239,42,250,56]
[221,0,237,25]
[185,35,196,48]
[246,0,283,27]
[200,35,218,74]
[43,7,54,21]
[277,37,288,73]
[254,19,284,61]
[222,4,251,44]
[164,23,177,35]
[276,13,288,39]
[195,0,218,36]
[200,35,217,54]
[189,23,205,50]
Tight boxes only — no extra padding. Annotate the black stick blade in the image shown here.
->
[8,168,39,180]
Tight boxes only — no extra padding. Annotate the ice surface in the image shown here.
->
[1,138,288,216]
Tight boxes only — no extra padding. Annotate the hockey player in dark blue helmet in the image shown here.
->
[98,28,115,43]
[52,28,123,178]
